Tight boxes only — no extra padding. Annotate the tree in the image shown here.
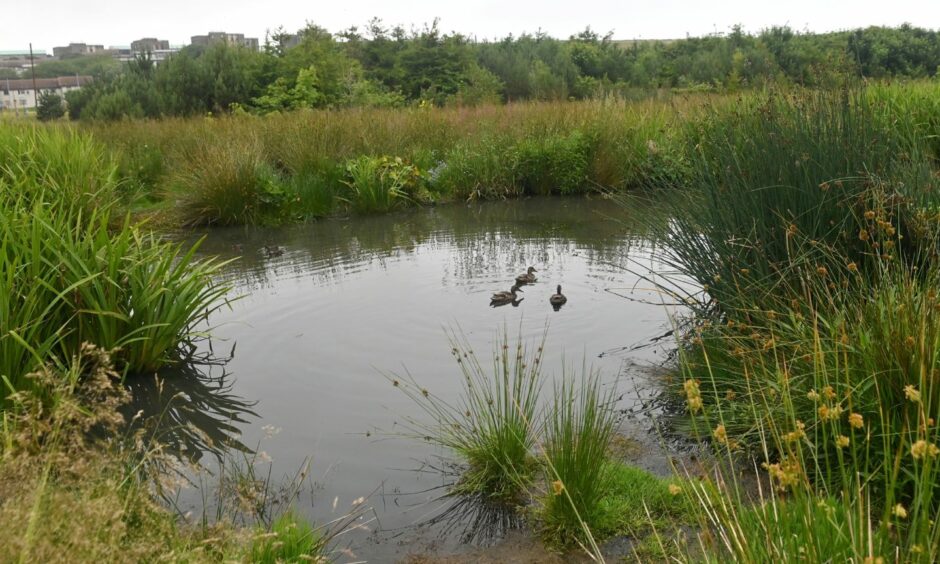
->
[36,91,65,121]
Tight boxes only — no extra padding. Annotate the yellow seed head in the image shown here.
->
[668,483,682,496]
[849,413,864,429]
[836,435,850,448]
[552,480,564,496]
[893,504,908,519]
[713,424,728,445]
[904,385,921,403]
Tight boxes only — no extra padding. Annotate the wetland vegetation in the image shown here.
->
[3,20,940,563]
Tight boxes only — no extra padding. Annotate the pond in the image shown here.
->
[154,196,684,561]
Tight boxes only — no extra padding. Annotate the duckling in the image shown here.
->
[549,285,567,309]
[490,284,523,306]
[515,266,538,284]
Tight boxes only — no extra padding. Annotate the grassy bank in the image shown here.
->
[645,84,940,561]
[75,94,707,225]
[61,82,938,230]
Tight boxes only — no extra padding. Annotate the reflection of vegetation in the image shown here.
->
[123,348,256,464]
[0,345,365,562]
[184,196,653,293]
[423,491,525,545]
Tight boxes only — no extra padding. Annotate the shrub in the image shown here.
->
[514,131,591,195]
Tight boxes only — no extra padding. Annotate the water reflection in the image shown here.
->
[123,348,256,463]
[184,198,652,294]
[165,196,679,561]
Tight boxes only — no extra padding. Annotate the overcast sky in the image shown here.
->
[3,0,940,53]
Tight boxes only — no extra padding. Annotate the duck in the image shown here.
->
[549,285,567,307]
[515,267,538,284]
[263,245,284,258]
[491,284,523,306]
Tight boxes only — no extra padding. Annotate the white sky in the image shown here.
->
[3,0,940,53]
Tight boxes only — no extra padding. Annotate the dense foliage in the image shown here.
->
[56,22,940,120]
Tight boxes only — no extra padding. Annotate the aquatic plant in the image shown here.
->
[642,87,940,563]
[339,155,428,214]
[170,135,284,226]
[0,127,231,398]
[0,344,367,563]
[538,366,619,546]
[392,328,545,503]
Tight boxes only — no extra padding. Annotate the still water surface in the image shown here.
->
[158,197,681,560]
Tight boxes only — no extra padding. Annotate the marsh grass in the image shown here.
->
[644,86,940,563]
[391,329,545,503]
[0,127,231,399]
[76,96,705,223]
[538,366,619,547]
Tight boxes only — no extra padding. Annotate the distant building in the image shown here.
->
[0,50,52,75]
[52,43,106,58]
[114,47,180,65]
[0,76,92,113]
[131,38,170,52]
[190,32,259,51]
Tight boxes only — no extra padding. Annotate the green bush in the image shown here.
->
[514,131,591,195]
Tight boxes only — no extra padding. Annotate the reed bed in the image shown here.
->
[644,85,940,562]
[76,95,709,224]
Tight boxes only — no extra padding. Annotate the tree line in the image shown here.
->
[53,21,940,120]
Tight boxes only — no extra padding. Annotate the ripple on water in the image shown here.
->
[164,197,685,561]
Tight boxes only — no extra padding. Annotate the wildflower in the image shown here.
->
[904,385,921,403]
[859,229,870,242]
[836,435,850,448]
[688,396,703,413]
[713,424,728,445]
[668,483,682,496]
[848,413,864,429]
[818,405,831,420]
[787,224,798,237]
[725,389,737,401]
[911,439,940,460]
[783,421,806,443]
[763,457,801,491]
[847,262,858,272]
[552,480,564,496]
[819,181,830,191]
[739,268,750,275]
[893,504,908,519]
[864,210,876,220]
[807,389,820,401]
[823,386,836,400]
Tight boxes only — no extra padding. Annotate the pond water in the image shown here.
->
[154,197,684,561]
